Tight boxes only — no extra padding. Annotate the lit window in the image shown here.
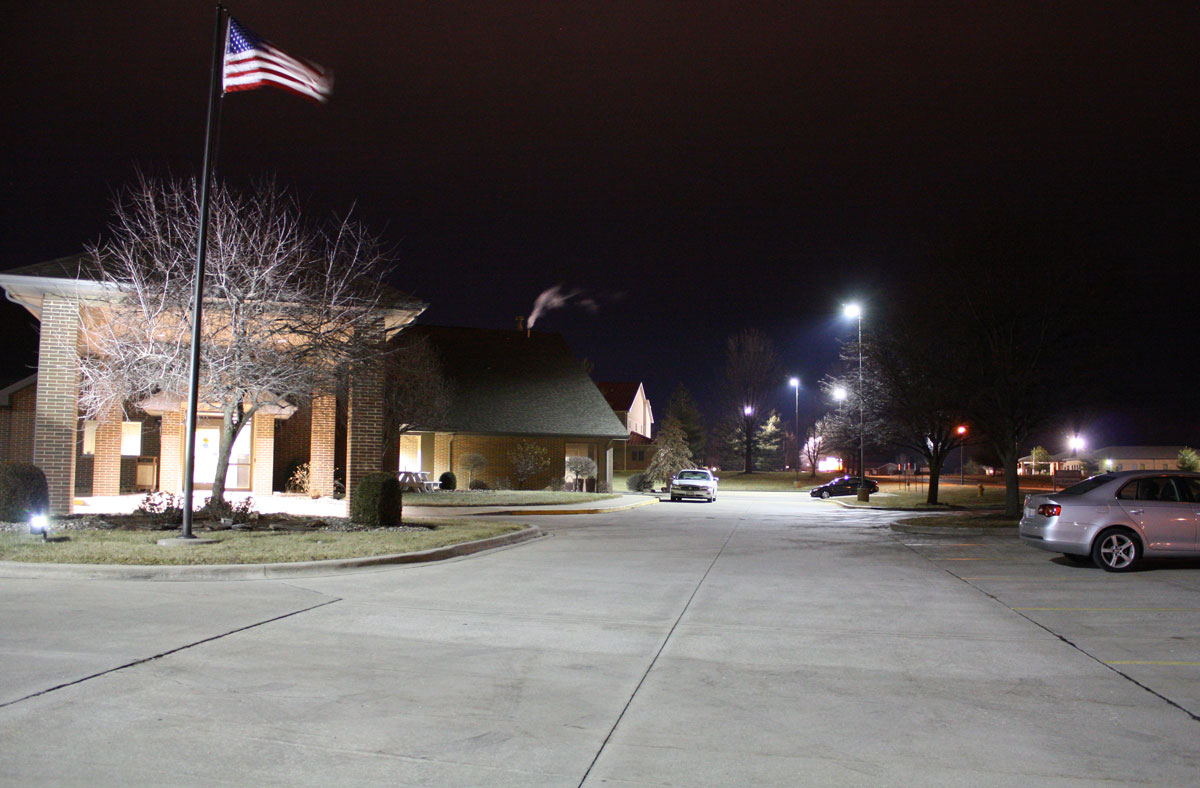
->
[121,422,142,456]
[82,421,97,455]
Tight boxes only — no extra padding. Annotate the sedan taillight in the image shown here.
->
[1037,504,1062,517]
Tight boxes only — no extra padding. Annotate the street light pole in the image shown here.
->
[957,425,967,486]
[844,304,867,501]
[789,377,800,480]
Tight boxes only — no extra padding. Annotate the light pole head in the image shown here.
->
[1068,435,1085,453]
[743,405,754,417]
[957,425,967,436]
[832,386,848,402]
[789,377,800,389]
[843,303,862,320]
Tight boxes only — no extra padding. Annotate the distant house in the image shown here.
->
[870,462,901,476]
[596,381,657,470]
[1018,446,1191,475]
[392,326,629,489]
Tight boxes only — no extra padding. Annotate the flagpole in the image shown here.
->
[181,4,227,539]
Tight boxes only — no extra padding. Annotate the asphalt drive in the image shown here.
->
[1,492,1197,786]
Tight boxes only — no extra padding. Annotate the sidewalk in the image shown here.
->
[71,492,658,519]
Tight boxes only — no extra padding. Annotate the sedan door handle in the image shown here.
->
[1128,509,1144,515]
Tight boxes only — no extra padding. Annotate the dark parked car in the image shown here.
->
[810,475,879,498]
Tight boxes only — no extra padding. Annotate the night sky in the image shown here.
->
[3,2,1196,450]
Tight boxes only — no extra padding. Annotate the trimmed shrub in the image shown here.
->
[469,479,489,490]
[0,462,50,522]
[351,472,402,527]
[439,471,457,491]
[549,476,565,491]
[136,491,184,527]
[626,472,655,492]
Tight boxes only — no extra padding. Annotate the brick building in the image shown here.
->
[0,255,424,514]
[394,326,629,490]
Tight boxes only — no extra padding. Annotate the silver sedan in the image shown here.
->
[1019,470,1200,571]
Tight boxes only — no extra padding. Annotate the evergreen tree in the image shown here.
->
[1178,447,1199,472]
[754,411,785,471]
[644,417,695,486]
[665,383,707,461]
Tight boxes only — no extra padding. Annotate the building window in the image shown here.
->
[121,422,142,456]
[631,449,645,461]
[81,420,143,456]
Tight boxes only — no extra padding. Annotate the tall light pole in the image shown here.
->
[957,425,967,485]
[743,404,754,474]
[789,377,800,479]
[844,303,867,501]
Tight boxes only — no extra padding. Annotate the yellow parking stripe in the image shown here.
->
[1107,661,1200,666]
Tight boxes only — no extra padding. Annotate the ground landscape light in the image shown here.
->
[29,514,49,540]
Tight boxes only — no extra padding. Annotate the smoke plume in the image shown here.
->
[527,285,599,327]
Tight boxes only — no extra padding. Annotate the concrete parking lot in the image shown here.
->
[1,493,1196,786]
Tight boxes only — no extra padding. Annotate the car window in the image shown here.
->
[1061,474,1115,495]
[678,471,709,480]
[1118,477,1180,502]
[1174,477,1200,503]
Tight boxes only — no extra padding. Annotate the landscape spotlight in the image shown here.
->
[29,514,49,541]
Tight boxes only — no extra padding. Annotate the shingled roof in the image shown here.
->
[404,325,629,439]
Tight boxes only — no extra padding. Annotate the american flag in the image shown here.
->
[222,17,332,103]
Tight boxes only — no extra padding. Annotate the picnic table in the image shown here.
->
[397,470,440,493]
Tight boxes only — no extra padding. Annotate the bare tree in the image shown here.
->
[508,440,550,490]
[382,331,452,446]
[720,329,781,474]
[803,418,830,477]
[78,175,409,506]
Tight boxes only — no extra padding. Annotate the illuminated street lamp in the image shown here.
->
[789,377,800,479]
[957,425,967,486]
[832,386,848,402]
[1068,434,1085,454]
[843,303,867,500]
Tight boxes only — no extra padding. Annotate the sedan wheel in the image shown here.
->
[820,490,831,499]
[1092,528,1142,572]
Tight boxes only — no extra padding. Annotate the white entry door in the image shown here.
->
[193,422,252,490]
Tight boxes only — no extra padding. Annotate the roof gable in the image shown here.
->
[405,326,629,439]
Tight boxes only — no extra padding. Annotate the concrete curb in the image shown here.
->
[0,525,544,582]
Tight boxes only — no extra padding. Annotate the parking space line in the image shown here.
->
[1107,661,1200,666]
[1015,607,1200,612]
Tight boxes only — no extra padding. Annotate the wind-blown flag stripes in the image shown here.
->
[222,17,332,103]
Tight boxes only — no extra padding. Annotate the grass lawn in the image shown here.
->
[894,512,1019,529]
[0,519,524,565]
[831,481,1041,510]
[405,490,619,507]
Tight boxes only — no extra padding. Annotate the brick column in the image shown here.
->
[309,393,336,497]
[92,407,124,497]
[346,363,383,510]
[251,413,275,496]
[159,408,185,494]
[32,295,80,515]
